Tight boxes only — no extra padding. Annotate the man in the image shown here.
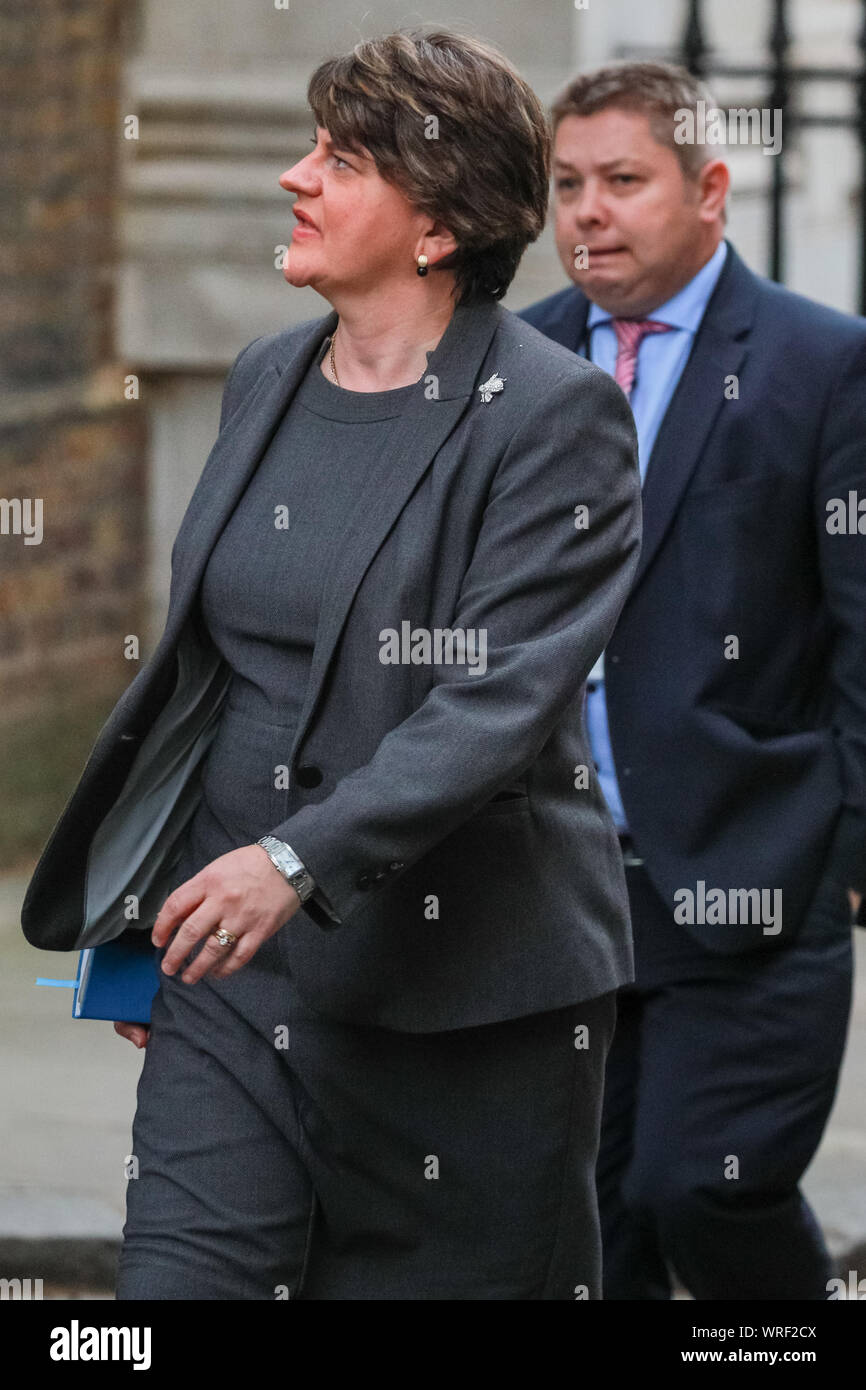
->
[520,61,866,1300]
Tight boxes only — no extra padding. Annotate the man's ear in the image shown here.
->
[697,159,729,224]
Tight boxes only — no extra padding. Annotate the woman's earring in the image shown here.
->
[416,254,429,277]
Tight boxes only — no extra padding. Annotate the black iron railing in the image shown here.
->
[680,0,866,313]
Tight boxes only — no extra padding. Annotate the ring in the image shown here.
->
[213,928,238,949]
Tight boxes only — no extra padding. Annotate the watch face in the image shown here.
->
[276,847,302,875]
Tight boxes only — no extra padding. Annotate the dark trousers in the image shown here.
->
[115,918,616,1300]
[597,856,854,1300]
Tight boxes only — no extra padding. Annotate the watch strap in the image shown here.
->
[256,835,317,902]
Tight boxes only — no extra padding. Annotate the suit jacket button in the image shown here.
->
[357,871,372,889]
[389,861,404,872]
[295,764,323,788]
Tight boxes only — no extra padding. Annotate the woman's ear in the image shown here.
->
[417,221,459,268]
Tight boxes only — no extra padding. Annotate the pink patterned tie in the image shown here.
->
[611,318,671,396]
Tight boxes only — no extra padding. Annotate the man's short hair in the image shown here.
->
[551,60,718,179]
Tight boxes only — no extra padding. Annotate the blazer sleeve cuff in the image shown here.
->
[301,879,344,929]
[828,806,866,895]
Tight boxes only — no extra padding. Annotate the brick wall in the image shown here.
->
[0,0,148,868]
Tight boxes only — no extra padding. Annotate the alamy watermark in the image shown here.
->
[827,1270,866,1299]
[0,1276,43,1299]
[379,621,487,675]
[50,1321,151,1369]
[674,101,782,157]
[825,490,866,534]
[0,497,42,544]
[674,881,782,935]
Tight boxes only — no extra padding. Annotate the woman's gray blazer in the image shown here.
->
[21,295,642,1032]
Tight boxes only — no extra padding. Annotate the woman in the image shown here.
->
[23,28,641,1299]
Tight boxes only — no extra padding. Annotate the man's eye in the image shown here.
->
[612,174,636,184]
[556,178,577,191]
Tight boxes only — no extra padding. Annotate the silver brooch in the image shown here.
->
[478,372,506,404]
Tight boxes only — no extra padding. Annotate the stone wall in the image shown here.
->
[0,0,148,867]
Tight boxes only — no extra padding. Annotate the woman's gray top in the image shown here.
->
[192,340,419,845]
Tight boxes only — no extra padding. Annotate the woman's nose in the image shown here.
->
[279,158,317,194]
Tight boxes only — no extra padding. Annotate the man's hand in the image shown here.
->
[850,889,862,919]
[113,844,302,1047]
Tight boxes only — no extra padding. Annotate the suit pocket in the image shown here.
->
[682,473,791,506]
[710,702,817,740]
[473,789,531,818]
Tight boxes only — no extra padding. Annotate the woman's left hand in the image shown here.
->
[152,844,302,983]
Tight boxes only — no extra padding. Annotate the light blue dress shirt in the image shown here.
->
[584,239,728,831]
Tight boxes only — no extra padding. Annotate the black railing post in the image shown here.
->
[857,0,866,313]
[677,0,865,313]
[683,0,707,80]
[767,0,790,284]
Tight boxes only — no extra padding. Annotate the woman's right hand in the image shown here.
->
[114,1021,150,1048]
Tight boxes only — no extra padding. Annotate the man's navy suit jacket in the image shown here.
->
[519,240,866,952]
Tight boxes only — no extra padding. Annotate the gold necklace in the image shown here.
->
[328,323,340,386]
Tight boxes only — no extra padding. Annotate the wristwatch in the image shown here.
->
[256,835,317,903]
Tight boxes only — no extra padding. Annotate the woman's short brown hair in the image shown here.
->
[307,28,551,304]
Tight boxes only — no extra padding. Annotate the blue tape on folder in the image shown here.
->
[35,931,161,1024]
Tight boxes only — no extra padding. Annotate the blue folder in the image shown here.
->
[36,931,161,1023]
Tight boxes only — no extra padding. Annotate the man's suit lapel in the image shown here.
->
[557,243,757,591]
[535,287,589,353]
[634,245,756,587]
[162,296,503,762]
